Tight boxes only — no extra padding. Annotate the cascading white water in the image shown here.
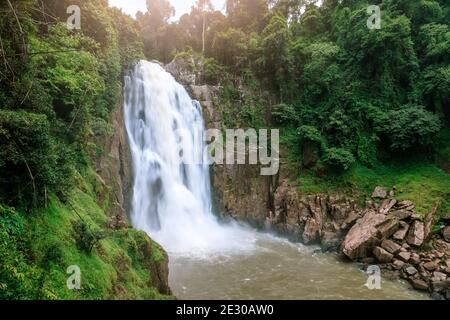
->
[124,60,254,254]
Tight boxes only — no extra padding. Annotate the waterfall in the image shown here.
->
[124,61,253,254]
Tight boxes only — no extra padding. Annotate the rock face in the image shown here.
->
[406,221,425,247]
[91,100,132,229]
[165,55,197,86]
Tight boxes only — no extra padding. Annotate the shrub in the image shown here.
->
[375,105,442,151]
[72,220,106,253]
[323,147,356,171]
[0,205,39,300]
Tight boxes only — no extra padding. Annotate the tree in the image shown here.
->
[196,0,214,55]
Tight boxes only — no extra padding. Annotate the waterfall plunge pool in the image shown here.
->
[168,226,428,300]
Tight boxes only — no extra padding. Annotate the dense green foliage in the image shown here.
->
[0,0,171,300]
[141,0,448,174]
[0,0,449,299]
[0,0,143,208]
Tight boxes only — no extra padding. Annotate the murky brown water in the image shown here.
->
[169,231,428,300]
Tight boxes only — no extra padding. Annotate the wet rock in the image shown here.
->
[431,292,445,300]
[373,246,394,263]
[381,239,402,254]
[393,222,409,241]
[406,221,425,247]
[361,257,376,265]
[398,251,411,263]
[372,186,387,199]
[341,211,386,260]
[411,279,429,291]
[379,199,397,214]
[431,280,450,293]
[321,231,341,252]
[302,218,320,244]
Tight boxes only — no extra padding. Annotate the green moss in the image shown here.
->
[0,170,171,300]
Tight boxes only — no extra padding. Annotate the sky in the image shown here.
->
[108,0,226,19]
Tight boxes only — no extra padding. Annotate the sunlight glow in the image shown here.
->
[108,0,226,19]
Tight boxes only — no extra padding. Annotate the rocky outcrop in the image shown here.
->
[340,189,450,300]
[91,99,132,229]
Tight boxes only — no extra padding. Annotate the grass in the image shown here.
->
[295,159,450,216]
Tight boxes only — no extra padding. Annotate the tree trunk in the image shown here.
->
[202,11,206,55]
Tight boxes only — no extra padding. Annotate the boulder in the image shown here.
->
[341,211,385,260]
[379,199,397,214]
[411,279,429,291]
[393,222,409,241]
[423,261,438,271]
[372,186,387,199]
[445,259,450,269]
[392,259,405,270]
[406,221,425,247]
[381,239,402,254]
[405,266,418,276]
[397,251,411,263]
[390,210,412,220]
[409,253,421,265]
[377,217,400,238]
[432,271,447,282]
[373,246,394,263]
